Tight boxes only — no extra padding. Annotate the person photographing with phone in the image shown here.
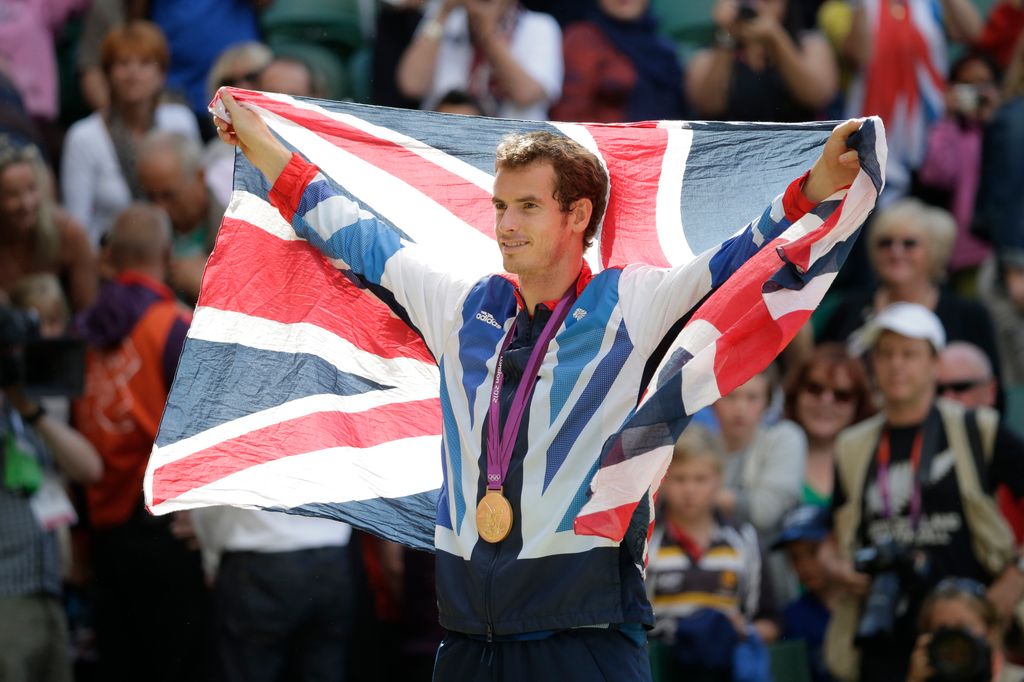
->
[687,0,839,122]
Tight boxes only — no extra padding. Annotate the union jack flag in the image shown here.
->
[143,89,885,553]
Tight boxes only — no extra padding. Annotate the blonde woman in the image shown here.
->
[0,138,97,311]
[819,198,1001,378]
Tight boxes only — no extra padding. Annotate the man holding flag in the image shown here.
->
[210,90,868,680]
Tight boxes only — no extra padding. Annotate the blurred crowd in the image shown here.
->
[1,0,1023,681]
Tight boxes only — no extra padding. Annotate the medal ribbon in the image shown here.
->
[876,427,925,530]
[485,288,576,491]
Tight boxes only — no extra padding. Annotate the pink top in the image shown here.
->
[0,0,89,120]
[917,117,991,272]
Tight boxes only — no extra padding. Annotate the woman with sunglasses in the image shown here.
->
[783,344,875,507]
[818,197,1002,386]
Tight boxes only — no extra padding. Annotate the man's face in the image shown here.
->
[491,162,583,281]
[659,457,721,520]
[937,348,996,409]
[138,151,208,235]
[872,332,938,410]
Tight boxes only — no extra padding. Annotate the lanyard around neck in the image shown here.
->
[485,289,575,491]
[876,426,925,530]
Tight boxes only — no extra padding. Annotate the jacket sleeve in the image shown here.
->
[617,173,819,356]
[268,152,480,358]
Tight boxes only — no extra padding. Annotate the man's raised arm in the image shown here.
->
[212,90,477,357]
[617,119,866,356]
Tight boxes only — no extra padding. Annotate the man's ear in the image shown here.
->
[570,198,592,234]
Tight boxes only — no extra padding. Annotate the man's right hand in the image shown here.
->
[830,559,871,597]
[213,90,292,185]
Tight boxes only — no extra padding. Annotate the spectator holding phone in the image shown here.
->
[687,0,838,121]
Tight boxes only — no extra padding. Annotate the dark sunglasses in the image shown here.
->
[936,378,988,394]
[802,380,855,403]
[876,237,919,250]
[220,68,265,88]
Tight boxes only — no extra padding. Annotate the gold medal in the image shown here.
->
[476,488,513,543]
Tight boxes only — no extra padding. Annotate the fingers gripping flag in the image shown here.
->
[144,88,886,553]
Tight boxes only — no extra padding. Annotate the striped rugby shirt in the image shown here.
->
[268,152,812,636]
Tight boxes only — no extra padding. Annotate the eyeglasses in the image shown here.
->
[936,378,988,394]
[876,237,920,250]
[802,381,856,403]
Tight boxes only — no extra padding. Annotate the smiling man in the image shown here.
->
[214,91,862,681]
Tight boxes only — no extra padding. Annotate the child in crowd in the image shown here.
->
[648,426,779,682]
[773,505,837,682]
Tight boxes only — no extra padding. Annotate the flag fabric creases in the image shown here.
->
[144,88,886,555]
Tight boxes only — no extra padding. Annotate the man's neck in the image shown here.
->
[518,257,583,313]
[885,392,935,427]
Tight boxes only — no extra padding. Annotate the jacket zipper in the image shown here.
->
[484,538,502,643]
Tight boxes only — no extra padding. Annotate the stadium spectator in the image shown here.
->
[550,0,686,123]
[61,21,201,246]
[0,0,89,162]
[648,426,779,681]
[0,377,102,682]
[842,0,982,201]
[260,56,327,100]
[434,89,486,116]
[136,131,224,304]
[783,343,874,508]
[202,42,275,208]
[824,303,1024,682]
[773,505,837,682]
[396,0,563,119]
[373,0,428,109]
[978,255,1024,390]
[938,341,998,409]
[973,35,1024,263]
[686,0,838,121]
[713,366,806,540]
[72,203,210,682]
[0,70,47,154]
[146,0,261,130]
[915,52,1001,276]
[190,507,356,682]
[75,0,127,113]
[818,198,1002,382]
[0,137,97,312]
[906,579,1004,682]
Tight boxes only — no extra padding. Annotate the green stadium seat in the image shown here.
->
[768,640,813,682]
[261,0,364,57]
[347,46,373,104]
[1006,384,1024,438]
[651,0,717,58]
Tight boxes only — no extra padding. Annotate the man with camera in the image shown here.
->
[824,302,1024,682]
[1,306,103,682]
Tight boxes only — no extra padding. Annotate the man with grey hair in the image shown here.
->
[137,131,225,303]
[824,303,1024,682]
[938,341,998,410]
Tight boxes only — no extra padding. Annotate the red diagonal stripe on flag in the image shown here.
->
[584,123,671,269]
[202,216,434,363]
[151,397,442,505]
[233,89,496,239]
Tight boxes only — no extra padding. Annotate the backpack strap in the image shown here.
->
[964,410,993,495]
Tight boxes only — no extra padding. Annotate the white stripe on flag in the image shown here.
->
[580,444,673,516]
[150,434,443,514]
[187,307,440,387]
[225,190,299,241]
[655,123,695,264]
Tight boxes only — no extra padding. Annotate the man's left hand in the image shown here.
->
[802,119,863,204]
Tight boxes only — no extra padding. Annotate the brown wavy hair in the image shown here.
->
[783,343,875,425]
[494,131,609,250]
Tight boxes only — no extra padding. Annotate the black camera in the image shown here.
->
[0,305,85,397]
[928,627,992,682]
[853,539,931,643]
[737,0,759,21]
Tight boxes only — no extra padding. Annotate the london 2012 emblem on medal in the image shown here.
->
[476,489,513,543]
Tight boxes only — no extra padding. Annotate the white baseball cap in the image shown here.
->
[849,302,946,355]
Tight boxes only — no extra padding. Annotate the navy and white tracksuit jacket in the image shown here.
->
[268,152,814,638]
